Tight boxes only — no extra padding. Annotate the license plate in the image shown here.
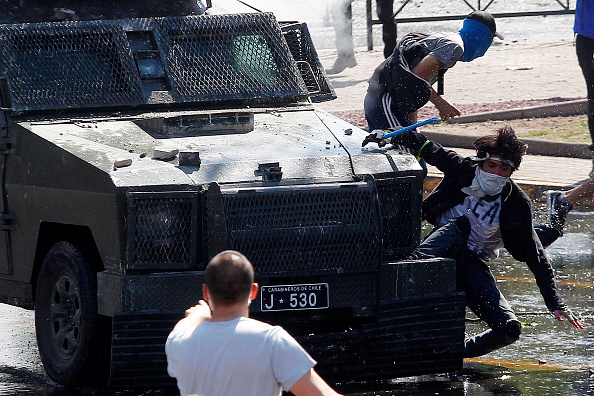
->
[261,283,329,312]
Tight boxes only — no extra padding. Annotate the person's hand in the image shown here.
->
[174,300,212,330]
[436,101,461,121]
[362,129,387,147]
[553,309,584,329]
[186,300,212,320]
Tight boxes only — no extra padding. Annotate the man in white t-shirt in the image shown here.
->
[165,250,343,396]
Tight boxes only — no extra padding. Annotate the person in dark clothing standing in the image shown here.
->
[575,0,594,176]
[391,125,584,358]
[376,0,397,59]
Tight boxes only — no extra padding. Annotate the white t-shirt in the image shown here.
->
[165,316,316,396]
[438,195,503,261]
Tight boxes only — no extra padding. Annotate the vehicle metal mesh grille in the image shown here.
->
[158,13,308,103]
[281,23,336,103]
[110,312,181,389]
[0,21,143,111]
[109,292,464,389]
[377,182,417,251]
[131,197,193,267]
[305,293,466,381]
[221,185,381,276]
[0,13,308,112]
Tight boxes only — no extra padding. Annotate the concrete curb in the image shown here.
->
[423,131,593,159]
[423,99,591,159]
[448,99,588,124]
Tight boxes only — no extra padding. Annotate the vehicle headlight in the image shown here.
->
[128,193,197,269]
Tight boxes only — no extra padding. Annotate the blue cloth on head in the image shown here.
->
[458,19,493,62]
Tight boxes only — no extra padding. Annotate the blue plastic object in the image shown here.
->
[382,117,440,139]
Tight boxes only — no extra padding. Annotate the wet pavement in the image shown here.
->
[1,207,592,396]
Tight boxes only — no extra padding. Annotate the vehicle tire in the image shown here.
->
[34,241,110,386]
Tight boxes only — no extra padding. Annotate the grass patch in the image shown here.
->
[516,117,590,143]
[525,130,549,138]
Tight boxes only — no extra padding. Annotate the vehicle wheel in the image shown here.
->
[34,241,110,386]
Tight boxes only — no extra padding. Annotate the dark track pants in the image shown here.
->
[364,91,427,174]
[376,0,396,58]
[576,34,594,146]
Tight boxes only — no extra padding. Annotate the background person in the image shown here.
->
[376,0,397,59]
[574,0,594,176]
[391,124,583,357]
[327,0,357,74]
[165,250,343,396]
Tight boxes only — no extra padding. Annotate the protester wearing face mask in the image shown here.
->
[390,124,583,358]
[365,10,502,140]
[165,250,342,396]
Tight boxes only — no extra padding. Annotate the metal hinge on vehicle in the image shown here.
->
[0,137,14,155]
[256,162,282,181]
[1,211,15,231]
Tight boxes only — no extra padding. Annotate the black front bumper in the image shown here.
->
[103,258,465,389]
[107,292,465,389]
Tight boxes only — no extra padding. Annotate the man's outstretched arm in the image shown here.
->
[289,368,343,396]
[172,300,212,331]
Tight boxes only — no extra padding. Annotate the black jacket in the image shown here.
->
[367,45,431,116]
[396,130,566,312]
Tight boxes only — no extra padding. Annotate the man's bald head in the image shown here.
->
[205,250,254,306]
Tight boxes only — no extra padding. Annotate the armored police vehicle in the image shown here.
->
[0,0,465,388]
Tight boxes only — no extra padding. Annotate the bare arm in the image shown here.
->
[289,369,343,396]
[564,177,594,204]
[172,300,212,331]
[411,54,460,121]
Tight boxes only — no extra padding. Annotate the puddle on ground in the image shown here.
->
[1,209,592,395]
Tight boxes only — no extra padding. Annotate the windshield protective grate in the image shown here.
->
[0,21,143,111]
[158,13,308,104]
[281,22,336,103]
[221,184,381,276]
[0,13,307,112]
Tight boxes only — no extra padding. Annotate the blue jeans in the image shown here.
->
[408,217,562,357]
[408,216,521,357]
[407,216,471,260]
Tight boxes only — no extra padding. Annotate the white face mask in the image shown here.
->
[461,167,508,198]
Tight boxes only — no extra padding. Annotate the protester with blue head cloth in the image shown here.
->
[365,11,502,138]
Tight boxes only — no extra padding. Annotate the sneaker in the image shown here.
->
[326,55,357,75]
[545,190,573,232]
